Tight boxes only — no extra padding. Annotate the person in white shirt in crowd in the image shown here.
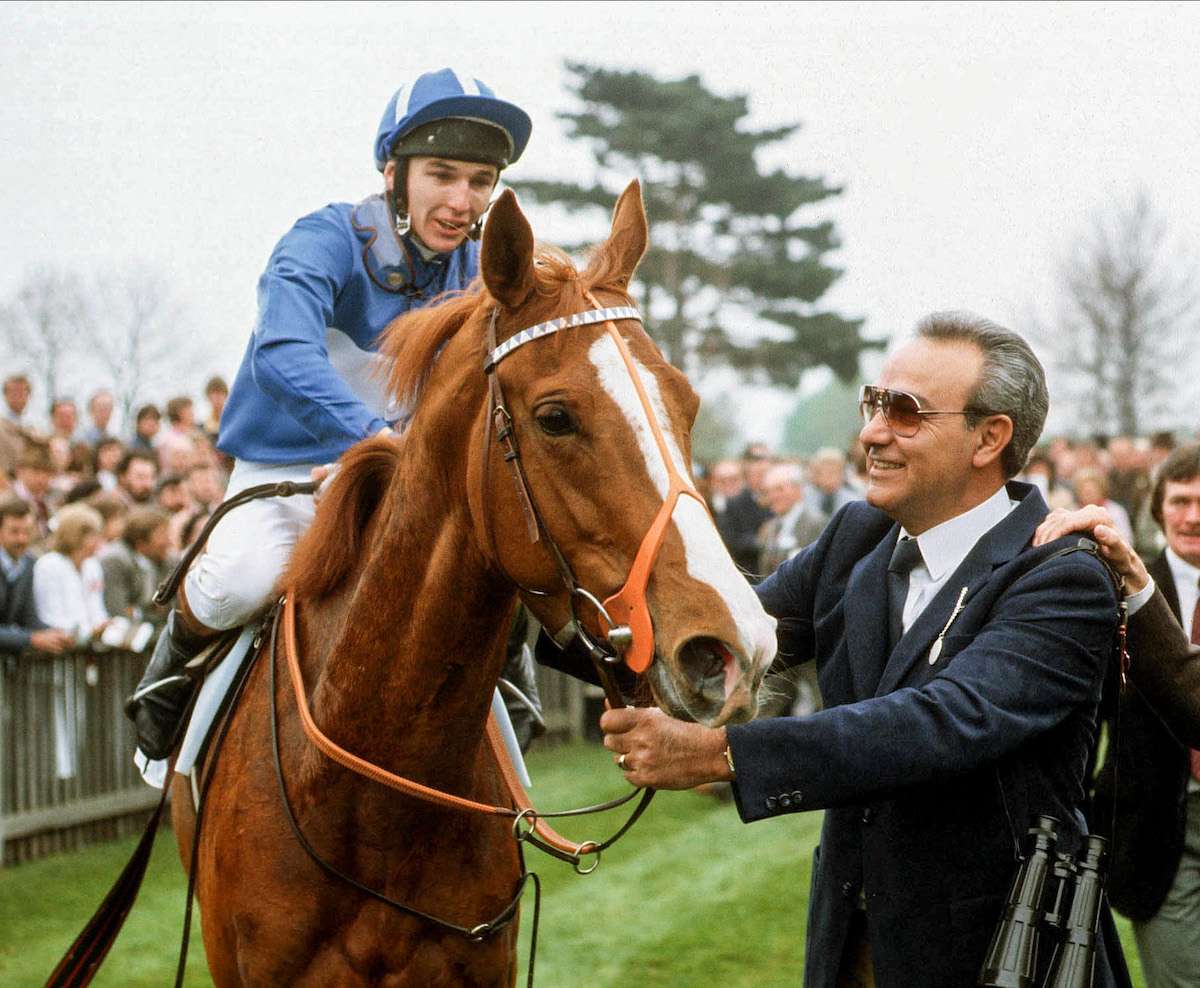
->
[32,502,111,778]
[33,503,110,643]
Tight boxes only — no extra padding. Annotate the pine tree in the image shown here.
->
[511,63,876,384]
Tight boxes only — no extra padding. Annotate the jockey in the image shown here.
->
[127,69,534,761]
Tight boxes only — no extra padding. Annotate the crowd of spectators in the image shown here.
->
[1,372,229,661]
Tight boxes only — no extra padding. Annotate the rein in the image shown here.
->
[480,291,710,683]
[279,591,653,870]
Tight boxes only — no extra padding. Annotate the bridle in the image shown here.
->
[480,288,710,700]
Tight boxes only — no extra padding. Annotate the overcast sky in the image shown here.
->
[3,1,1198,442]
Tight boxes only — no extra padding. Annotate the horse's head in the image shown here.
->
[472,181,776,727]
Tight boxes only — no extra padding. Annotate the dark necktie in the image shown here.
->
[888,536,923,650]
[1190,579,1200,782]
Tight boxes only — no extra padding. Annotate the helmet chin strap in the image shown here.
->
[388,156,411,237]
[393,209,411,238]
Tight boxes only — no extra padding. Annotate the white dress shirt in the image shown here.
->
[896,486,1017,634]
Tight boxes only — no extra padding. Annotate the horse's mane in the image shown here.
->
[282,436,402,600]
[284,234,636,602]
[376,283,485,412]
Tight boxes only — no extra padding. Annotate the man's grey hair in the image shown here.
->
[764,460,806,488]
[811,447,846,467]
[914,311,1048,478]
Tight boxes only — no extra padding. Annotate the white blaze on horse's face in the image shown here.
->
[588,333,777,717]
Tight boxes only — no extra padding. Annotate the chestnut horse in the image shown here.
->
[174,181,777,986]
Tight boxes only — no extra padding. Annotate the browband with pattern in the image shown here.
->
[483,306,642,371]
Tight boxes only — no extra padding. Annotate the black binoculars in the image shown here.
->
[978,815,1108,988]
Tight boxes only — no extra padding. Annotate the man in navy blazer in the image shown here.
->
[603,312,1128,987]
[0,496,73,654]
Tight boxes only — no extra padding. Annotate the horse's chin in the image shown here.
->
[645,640,760,728]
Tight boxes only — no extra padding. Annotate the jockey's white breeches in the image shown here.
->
[183,459,320,631]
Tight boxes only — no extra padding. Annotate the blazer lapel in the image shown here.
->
[874,483,1045,696]
[874,554,991,696]
[1149,551,1182,622]
[843,528,899,699]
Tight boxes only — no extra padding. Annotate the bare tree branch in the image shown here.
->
[1030,191,1200,435]
[90,269,190,425]
[1,264,197,429]
[0,266,91,414]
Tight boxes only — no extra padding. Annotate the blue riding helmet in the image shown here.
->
[374,68,532,173]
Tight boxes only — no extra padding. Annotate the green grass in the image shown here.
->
[1,741,1145,986]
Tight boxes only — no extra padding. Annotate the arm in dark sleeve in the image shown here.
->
[1,572,46,650]
[1126,588,1200,748]
[730,551,1118,822]
[0,624,35,651]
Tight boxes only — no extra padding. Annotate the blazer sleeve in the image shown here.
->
[729,549,1118,821]
[0,566,45,650]
[0,623,34,650]
[1126,589,1200,748]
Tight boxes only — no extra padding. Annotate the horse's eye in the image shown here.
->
[535,405,577,437]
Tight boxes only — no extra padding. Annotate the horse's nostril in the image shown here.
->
[678,637,729,684]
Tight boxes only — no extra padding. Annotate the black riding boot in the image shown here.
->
[125,609,210,760]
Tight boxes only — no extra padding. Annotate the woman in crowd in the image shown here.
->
[31,502,111,778]
[33,502,110,644]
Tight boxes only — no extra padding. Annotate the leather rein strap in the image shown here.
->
[280,592,651,869]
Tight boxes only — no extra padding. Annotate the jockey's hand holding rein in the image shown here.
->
[310,424,398,502]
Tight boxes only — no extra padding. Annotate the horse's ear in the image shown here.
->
[606,179,649,288]
[480,189,536,309]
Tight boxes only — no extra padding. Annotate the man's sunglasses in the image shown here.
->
[859,385,982,438]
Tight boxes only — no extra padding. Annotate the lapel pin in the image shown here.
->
[929,585,969,665]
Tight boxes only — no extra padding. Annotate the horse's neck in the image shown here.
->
[302,464,513,786]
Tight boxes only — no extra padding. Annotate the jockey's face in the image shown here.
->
[386,156,498,254]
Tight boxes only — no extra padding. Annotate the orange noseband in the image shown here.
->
[587,292,708,673]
